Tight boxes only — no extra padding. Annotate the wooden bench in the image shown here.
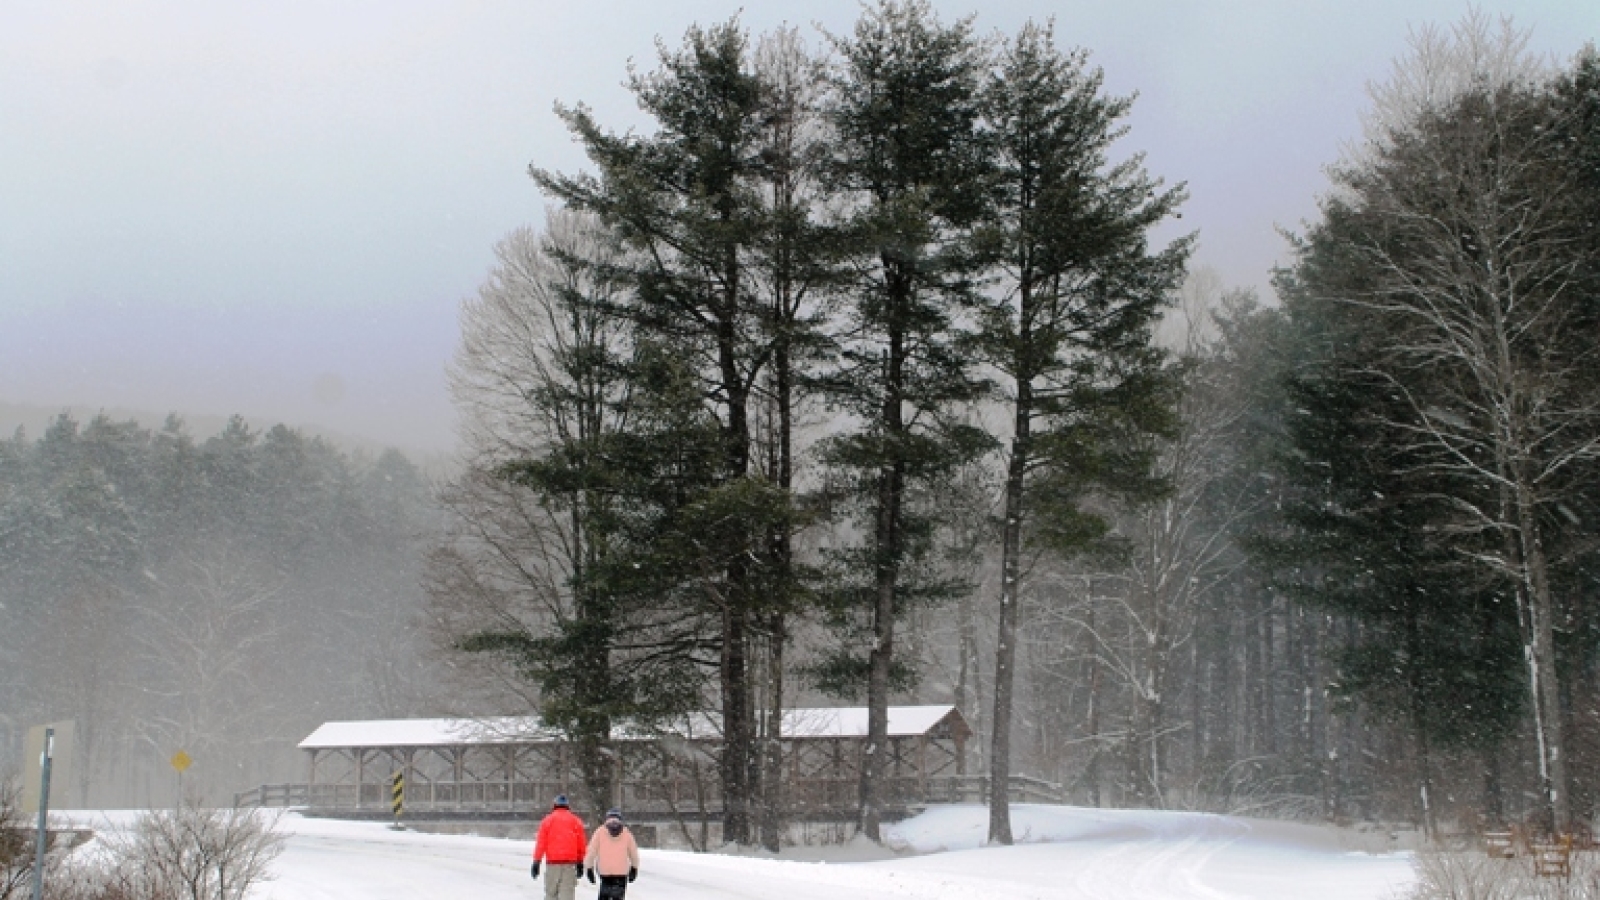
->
[1531,834,1572,878]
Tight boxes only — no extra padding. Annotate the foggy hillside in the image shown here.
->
[0,413,445,807]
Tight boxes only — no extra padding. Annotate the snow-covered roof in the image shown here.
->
[299,716,560,749]
[299,705,965,750]
[782,705,961,739]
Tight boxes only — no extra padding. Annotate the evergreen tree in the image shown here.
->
[1263,268,1525,831]
[534,20,810,843]
[1274,39,1600,826]
[746,26,839,851]
[0,411,436,806]
[1549,47,1600,825]
[440,212,653,814]
[817,0,992,841]
[971,20,1187,842]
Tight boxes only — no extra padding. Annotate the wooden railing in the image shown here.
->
[232,783,308,809]
[918,774,1064,805]
[234,774,1064,815]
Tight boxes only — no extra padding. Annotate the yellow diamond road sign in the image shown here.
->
[171,750,192,773]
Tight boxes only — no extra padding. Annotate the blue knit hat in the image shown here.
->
[605,808,622,821]
[553,794,570,808]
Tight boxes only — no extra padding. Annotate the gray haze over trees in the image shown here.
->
[0,414,440,807]
[7,1,1596,457]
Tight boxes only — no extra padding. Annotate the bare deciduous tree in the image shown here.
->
[97,807,286,900]
[430,209,641,813]
[1103,288,1261,807]
[1320,22,1600,829]
[0,781,34,900]
[435,209,632,672]
[1359,9,1549,154]
[134,544,288,774]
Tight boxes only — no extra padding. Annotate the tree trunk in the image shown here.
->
[988,380,1031,845]
[759,616,786,852]
[956,584,981,763]
[1244,598,1263,756]
[1262,597,1277,755]
[721,604,752,845]
[861,461,900,842]
[1515,478,1568,833]
[1190,639,1203,800]
[1483,745,1505,825]
[716,251,759,846]
[861,291,907,843]
[1405,610,1437,839]
[1085,597,1102,809]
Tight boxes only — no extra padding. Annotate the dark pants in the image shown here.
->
[597,875,628,900]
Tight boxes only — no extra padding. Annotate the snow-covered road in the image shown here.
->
[77,804,1417,900]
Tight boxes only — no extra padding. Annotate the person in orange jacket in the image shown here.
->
[531,795,587,900]
[583,808,640,900]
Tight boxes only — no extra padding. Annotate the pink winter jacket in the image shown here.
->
[584,825,640,877]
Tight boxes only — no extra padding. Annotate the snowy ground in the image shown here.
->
[68,804,1416,900]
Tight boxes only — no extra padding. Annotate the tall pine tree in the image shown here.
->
[535,20,802,843]
[973,21,1186,843]
[818,0,992,842]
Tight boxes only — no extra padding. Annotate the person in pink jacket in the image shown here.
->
[583,808,640,900]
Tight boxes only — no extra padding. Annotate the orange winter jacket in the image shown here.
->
[533,808,588,865]
[584,825,640,877]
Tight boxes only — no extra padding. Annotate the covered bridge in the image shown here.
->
[259,705,1010,822]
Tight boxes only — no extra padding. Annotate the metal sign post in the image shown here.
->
[29,727,54,900]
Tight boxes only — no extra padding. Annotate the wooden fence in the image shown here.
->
[235,774,1064,817]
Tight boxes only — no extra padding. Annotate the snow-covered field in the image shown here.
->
[69,804,1416,900]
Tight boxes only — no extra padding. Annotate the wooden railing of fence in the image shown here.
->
[233,774,1064,815]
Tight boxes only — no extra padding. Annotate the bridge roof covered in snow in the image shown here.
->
[298,704,969,750]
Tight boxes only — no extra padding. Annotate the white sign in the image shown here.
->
[20,721,75,814]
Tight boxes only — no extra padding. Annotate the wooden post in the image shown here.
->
[404,749,417,808]
[453,747,464,809]
[505,745,516,809]
[918,736,928,803]
[832,739,844,812]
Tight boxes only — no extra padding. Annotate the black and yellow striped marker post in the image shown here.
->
[390,771,404,829]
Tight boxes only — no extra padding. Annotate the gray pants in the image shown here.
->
[544,863,579,900]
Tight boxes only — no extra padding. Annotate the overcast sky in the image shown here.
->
[2,1,1596,456]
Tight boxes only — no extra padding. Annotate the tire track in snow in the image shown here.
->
[1056,813,1248,899]
[262,831,531,900]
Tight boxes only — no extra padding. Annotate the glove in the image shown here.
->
[531,862,539,879]
[585,867,595,884]
[628,866,637,883]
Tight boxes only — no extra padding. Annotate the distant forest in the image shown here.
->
[0,413,440,807]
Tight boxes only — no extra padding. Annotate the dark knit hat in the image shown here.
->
[604,808,622,821]
[553,794,570,808]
